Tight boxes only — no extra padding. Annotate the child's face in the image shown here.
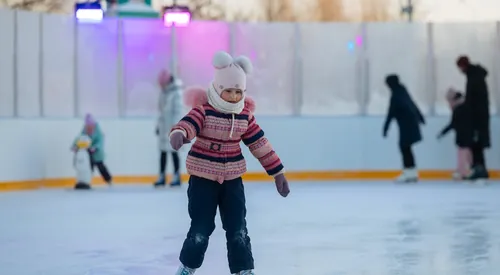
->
[220,88,243,103]
[85,125,95,134]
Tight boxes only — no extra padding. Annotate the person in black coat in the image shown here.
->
[437,89,473,179]
[383,74,425,182]
[456,56,490,179]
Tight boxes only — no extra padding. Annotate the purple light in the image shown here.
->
[355,35,363,46]
[76,9,103,22]
[163,11,191,27]
[249,50,257,62]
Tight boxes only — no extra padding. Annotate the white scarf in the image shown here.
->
[207,83,245,138]
[207,83,245,114]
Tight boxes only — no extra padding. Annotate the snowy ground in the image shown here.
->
[1,181,500,275]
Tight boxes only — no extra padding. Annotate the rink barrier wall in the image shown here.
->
[1,117,499,192]
[1,170,500,192]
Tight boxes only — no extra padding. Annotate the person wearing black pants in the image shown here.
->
[179,176,253,274]
[456,56,491,180]
[154,69,184,187]
[90,150,112,184]
[155,150,180,185]
[471,142,486,170]
[383,74,425,183]
[399,145,415,171]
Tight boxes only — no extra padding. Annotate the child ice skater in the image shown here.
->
[437,88,474,180]
[169,51,290,275]
[154,69,184,187]
[72,114,113,185]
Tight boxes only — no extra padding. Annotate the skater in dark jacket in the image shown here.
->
[383,74,425,183]
[437,89,474,180]
[456,56,491,180]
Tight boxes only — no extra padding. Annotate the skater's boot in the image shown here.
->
[153,174,166,187]
[174,264,196,275]
[74,182,91,190]
[235,270,255,275]
[466,165,489,185]
[395,168,418,183]
[452,171,463,181]
[170,173,181,187]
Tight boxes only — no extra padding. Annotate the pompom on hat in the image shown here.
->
[211,51,252,96]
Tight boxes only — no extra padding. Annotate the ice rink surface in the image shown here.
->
[1,181,500,275]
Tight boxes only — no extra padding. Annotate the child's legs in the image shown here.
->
[457,147,472,176]
[219,177,254,273]
[179,176,219,269]
[94,162,112,183]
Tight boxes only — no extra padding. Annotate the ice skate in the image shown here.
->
[473,178,487,186]
[74,182,91,190]
[153,174,166,187]
[235,270,255,275]
[169,173,181,187]
[465,165,489,185]
[395,168,418,183]
[174,264,196,275]
[452,171,470,181]
[451,171,463,181]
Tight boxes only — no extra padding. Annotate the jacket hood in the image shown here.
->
[467,64,488,79]
[385,74,400,91]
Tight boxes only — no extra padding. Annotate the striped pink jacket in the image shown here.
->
[170,99,284,184]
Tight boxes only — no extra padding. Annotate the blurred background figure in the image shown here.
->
[72,134,93,190]
[437,88,473,180]
[383,74,425,183]
[154,69,184,187]
[72,114,113,185]
[456,56,491,181]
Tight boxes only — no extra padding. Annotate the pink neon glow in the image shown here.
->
[249,50,257,62]
[76,9,104,21]
[355,35,363,46]
[163,11,191,27]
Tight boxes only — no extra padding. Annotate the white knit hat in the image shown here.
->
[211,51,252,95]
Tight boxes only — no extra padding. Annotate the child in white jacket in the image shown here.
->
[154,69,184,187]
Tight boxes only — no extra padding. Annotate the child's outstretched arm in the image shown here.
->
[170,106,205,141]
[241,114,284,177]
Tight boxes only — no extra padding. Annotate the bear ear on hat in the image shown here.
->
[212,51,233,69]
[234,56,253,74]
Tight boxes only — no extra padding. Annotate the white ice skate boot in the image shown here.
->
[452,171,463,181]
[235,270,255,275]
[395,168,418,183]
[473,178,487,186]
[175,265,196,275]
